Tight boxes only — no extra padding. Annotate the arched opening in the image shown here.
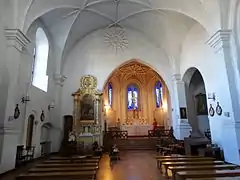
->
[183,67,210,138]
[26,114,35,148]
[40,122,52,155]
[103,60,170,136]
[32,27,49,92]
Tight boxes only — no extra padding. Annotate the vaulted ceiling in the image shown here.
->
[24,0,220,65]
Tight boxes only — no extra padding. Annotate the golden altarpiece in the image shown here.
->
[70,75,103,149]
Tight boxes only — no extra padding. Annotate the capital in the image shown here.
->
[172,74,181,82]
[206,29,232,53]
[5,29,30,52]
[53,74,67,87]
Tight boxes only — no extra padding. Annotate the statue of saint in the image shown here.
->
[152,119,157,131]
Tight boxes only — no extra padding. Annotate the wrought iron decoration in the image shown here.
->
[209,104,215,117]
[14,104,20,119]
[40,110,45,122]
[216,102,222,116]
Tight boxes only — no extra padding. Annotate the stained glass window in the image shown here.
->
[108,83,113,107]
[127,85,139,110]
[155,81,163,108]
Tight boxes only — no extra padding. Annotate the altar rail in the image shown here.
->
[148,129,173,138]
[106,130,128,139]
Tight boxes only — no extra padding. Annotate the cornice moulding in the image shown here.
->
[5,29,31,52]
[0,125,20,135]
[206,29,232,53]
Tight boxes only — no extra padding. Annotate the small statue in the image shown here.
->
[68,131,76,142]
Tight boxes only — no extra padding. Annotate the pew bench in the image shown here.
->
[156,155,194,159]
[175,169,240,180]
[49,156,100,160]
[16,171,96,180]
[29,166,98,172]
[156,155,206,167]
[35,162,98,168]
[167,164,238,179]
[161,161,224,175]
[157,157,215,168]
[186,177,240,180]
[44,159,99,164]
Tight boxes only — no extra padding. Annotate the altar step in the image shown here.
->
[114,138,156,150]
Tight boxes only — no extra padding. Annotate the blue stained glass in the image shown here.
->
[155,81,162,108]
[108,83,113,107]
[127,85,138,110]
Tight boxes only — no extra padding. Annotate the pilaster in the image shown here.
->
[0,29,30,173]
[51,73,66,152]
[3,29,31,124]
[206,29,240,165]
[172,74,191,140]
[206,30,240,122]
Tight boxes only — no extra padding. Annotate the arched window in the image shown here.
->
[108,83,113,107]
[127,84,139,110]
[155,81,163,108]
[32,28,49,92]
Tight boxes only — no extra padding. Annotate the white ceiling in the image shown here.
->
[25,0,220,64]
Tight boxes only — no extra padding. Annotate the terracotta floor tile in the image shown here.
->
[0,151,165,180]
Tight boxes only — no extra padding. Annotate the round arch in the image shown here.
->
[102,59,170,93]
[182,67,210,138]
[102,59,171,129]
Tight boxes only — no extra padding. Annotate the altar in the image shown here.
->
[121,125,152,136]
[69,75,103,150]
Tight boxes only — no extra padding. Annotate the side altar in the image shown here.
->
[70,75,103,150]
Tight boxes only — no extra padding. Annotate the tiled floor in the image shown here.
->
[1,151,165,180]
[97,151,164,180]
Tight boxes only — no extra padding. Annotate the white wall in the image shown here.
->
[21,20,60,156]
[180,23,239,163]
[61,28,175,124]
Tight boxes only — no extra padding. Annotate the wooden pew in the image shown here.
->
[49,156,100,160]
[28,166,98,172]
[175,169,240,180]
[157,157,215,168]
[16,171,96,180]
[156,155,205,167]
[161,161,224,175]
[35,162,98,168]
[156,155,199,159]
[43,159,99,164]
[186,177,240,180]
[167,164,238,179]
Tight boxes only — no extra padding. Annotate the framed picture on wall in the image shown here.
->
[195,93,208,115]
[180,107,187,119]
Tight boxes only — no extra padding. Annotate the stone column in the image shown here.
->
[51,74,66,152]
[0,29,30,173]
[172,74,191,140]
[207,29,240,164]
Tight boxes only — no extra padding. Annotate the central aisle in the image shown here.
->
[97,151,164,180]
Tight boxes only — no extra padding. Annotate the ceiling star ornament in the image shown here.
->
[104,24,128,53]
[104,0,128,53]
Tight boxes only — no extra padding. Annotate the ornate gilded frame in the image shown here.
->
[72,75,102,130]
